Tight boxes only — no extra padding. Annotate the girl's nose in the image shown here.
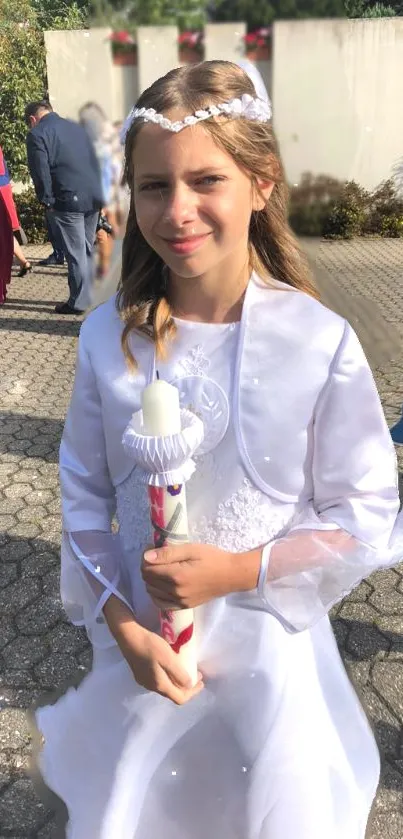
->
[162,185,197,227]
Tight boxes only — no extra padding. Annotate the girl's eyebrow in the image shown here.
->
[135,166,229,181]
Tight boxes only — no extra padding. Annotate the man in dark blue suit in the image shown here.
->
[25,100,104,314]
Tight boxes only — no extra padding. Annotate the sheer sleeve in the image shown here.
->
[258,322,402,632]
[60,330,134,648]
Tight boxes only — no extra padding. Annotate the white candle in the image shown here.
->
[142,379,181,437]
[141,377,198,686]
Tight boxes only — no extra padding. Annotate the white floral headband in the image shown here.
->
[120,93,272,143]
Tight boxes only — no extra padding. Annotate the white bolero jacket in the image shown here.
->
[61,273,398,547]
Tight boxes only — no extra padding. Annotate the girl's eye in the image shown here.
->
[139,182,168,192]
[197,175,225,186]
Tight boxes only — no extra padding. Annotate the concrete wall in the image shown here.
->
[204,21,246,62]
[272,18,403,190]
[136,25,178,94]
[44,28,115,121]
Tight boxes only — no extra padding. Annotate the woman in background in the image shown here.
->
[0,188,13,304]
[0,145,32,278]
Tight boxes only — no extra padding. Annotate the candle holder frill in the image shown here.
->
[122,408,204,485]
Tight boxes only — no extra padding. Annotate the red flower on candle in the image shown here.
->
[171,623,194,654]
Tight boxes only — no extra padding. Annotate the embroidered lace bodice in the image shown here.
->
[116,319,298,555]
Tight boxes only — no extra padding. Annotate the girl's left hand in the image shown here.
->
[141,543,258,610]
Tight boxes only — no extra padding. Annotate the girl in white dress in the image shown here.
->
[36,61,403,839]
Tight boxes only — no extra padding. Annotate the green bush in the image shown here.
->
[14,187,48,244]
[365,179,403,237]
[322,181,370,239]
[288,173,344,236]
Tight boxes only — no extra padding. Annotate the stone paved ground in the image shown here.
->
[0,240,403,837]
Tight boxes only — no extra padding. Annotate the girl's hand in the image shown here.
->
[141,543,261,609]
[103,596,203,705]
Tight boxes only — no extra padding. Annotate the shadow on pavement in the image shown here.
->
[0,412,64,463]
[0,317,82,337]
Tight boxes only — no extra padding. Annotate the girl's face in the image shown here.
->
[132,120,272,283]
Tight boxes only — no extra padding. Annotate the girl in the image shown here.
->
[36,61,402,839]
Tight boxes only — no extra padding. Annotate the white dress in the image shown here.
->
[37,314,399,839]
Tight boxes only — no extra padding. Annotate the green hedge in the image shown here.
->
[289,174,403,239]
[14,188,48,244]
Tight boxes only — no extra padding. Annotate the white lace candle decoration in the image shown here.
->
[122,378,204,686]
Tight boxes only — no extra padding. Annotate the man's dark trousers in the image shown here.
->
[46,209,65,261]
[53,210,99,310]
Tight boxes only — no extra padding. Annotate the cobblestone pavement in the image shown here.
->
[1,241,403,837]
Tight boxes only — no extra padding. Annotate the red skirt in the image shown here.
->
[0,190,14,303]
[0,183,20,231]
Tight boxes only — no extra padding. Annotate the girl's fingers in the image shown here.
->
[145,584,180,610]
[163,654,195,689]
[159,672,204,705]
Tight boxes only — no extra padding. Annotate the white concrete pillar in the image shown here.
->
[44,27,115,121]
[203,22,246,63]
[136,26,179,94]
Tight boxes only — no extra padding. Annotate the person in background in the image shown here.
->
[236,38,271,105]
[0,190,13,305]
[25,100,104,315]
[79,102,123,278]
[0,145,32,277]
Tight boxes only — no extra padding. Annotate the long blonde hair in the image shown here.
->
[118,60,318,370]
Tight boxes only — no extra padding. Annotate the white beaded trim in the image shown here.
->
[121,94,272,141]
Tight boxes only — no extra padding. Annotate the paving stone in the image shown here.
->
[374,615,403,638]
[369,568,403,593]
[7,523,42,540]
[0,515,18,531]
[346,621,390,660]
[370,588,403,615]
[347,579,372,603]
[23,490,55,507]
[4,483,34,500]
[368,811,403,839]
[0,579,41,617]
[0,498,24,515]
[2,636,49,670]
[16,505,48,524]
[0,541,32,563]
[0,709,31,750]
[20,552,58,579]
[0,563,18,589]
[46,623,87,656]
[372,662,403,720]
[34,652,79,690]
[0,778,48,833]
[11,470,40,484]
[374,762,403,811]
[0,620,17,652]
[16,596,65,635]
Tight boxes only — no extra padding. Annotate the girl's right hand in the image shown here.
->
[103,595,204,705]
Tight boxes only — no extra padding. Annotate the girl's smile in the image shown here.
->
[162,232,212,255]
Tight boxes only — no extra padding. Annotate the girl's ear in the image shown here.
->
[252,179,274,212]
